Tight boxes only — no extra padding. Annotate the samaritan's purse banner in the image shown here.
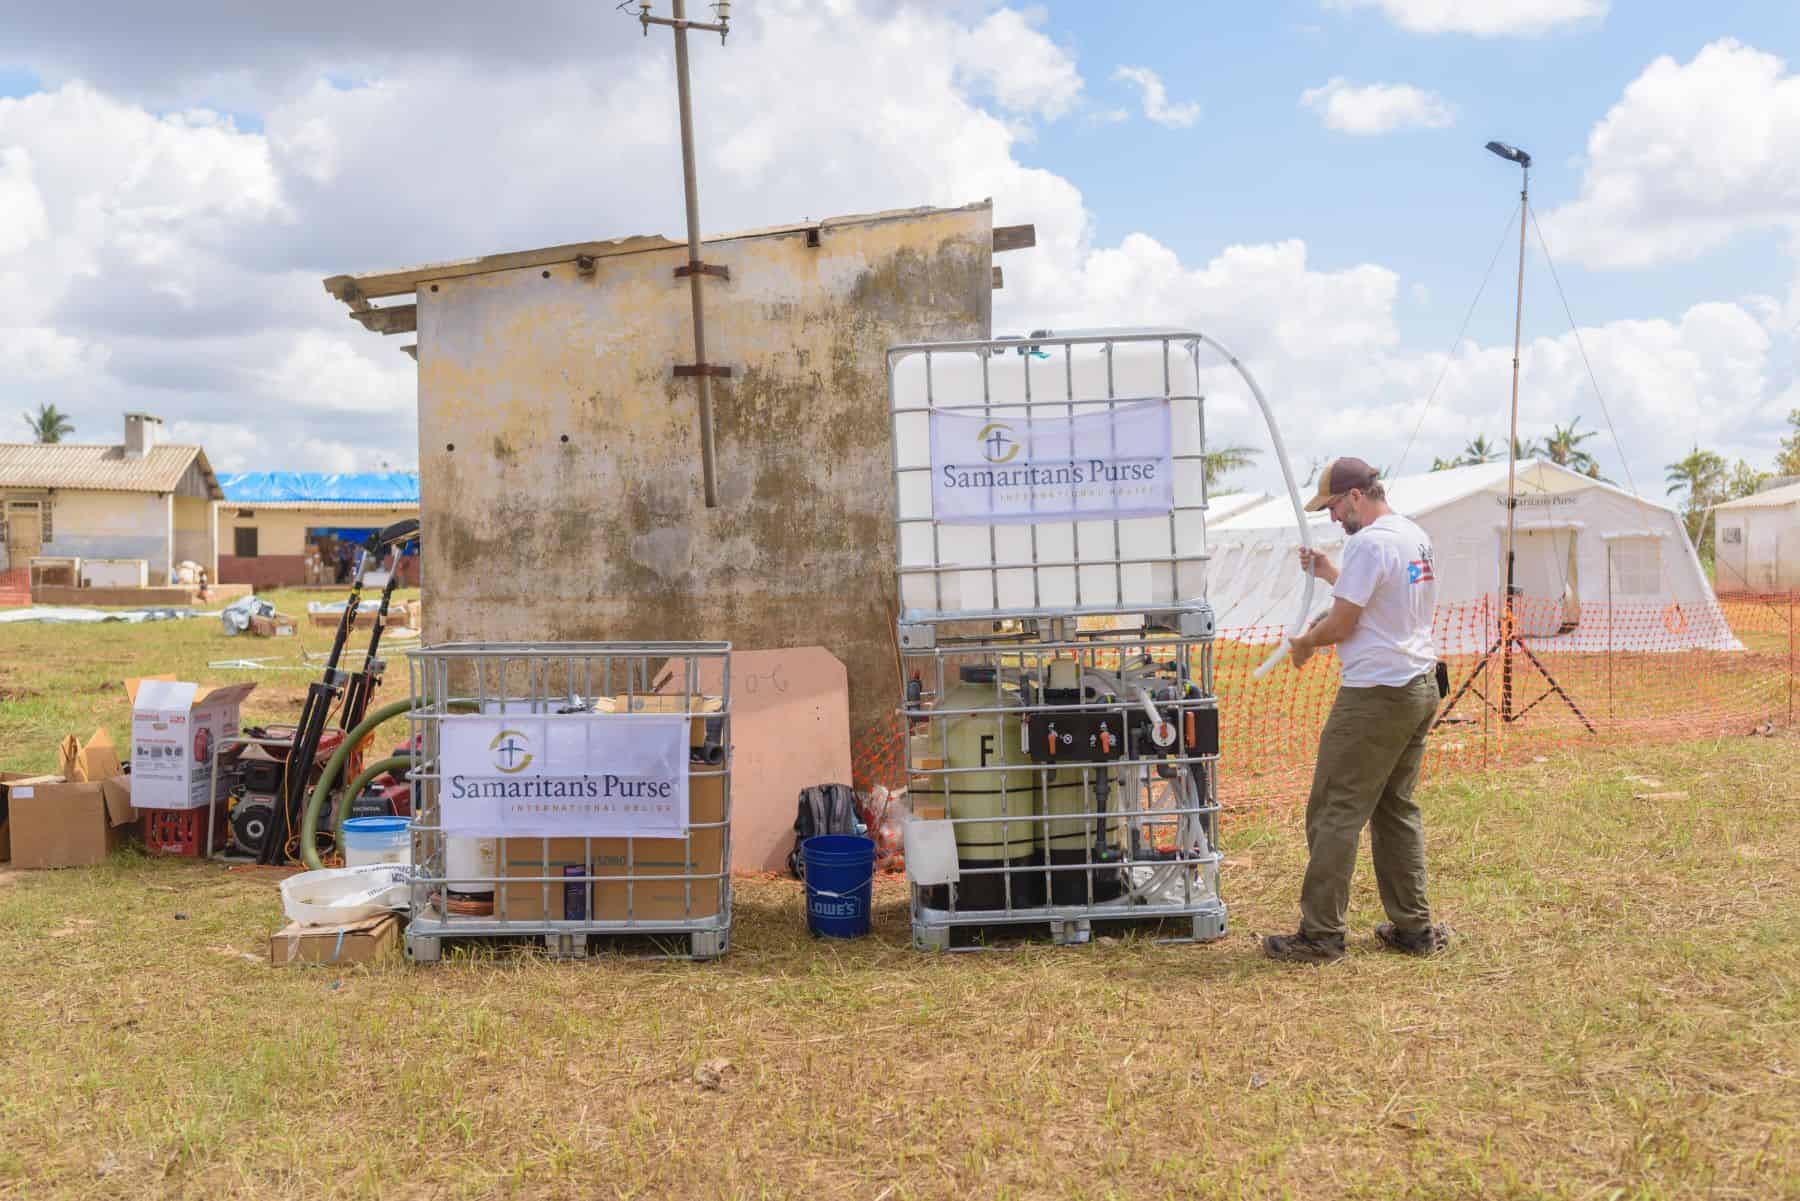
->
[929,398,1174,524]
[439,713,690,838]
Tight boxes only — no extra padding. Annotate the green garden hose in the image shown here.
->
[330,754,414,846]
[299,698,413,870]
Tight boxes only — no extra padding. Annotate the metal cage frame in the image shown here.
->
[888,328,1225,645]
[403,641,732,961]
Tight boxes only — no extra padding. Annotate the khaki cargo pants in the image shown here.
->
[1299,673,1439,938]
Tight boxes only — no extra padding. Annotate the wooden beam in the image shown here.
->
[992,266,1004,290]
[992,224,1036,253]
[349,304,417,336]
[400,344,418,362]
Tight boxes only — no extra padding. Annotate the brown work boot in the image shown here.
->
[1374,922,1451,956]
[1261,929,1346,964]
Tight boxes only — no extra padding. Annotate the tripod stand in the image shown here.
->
[1438,556,1596,731]
[1438,141,1593,735]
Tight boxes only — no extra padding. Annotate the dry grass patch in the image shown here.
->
[0,732,1795,1199]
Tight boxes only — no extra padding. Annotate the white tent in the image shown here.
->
[1203,459,1737,653]
[1711,480,1800,595]
[1205,491,1272,524]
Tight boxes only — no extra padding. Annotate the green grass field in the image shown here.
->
[1,600,1797,1198]
[0,588,423,777]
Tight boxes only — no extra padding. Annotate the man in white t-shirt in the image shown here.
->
[1262,457,1451,963]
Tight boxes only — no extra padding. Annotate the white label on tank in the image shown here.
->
[438,713,690,838]
[929,398,1174,525]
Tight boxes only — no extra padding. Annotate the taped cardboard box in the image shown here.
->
[8,776,136,868]
[247,611,297,638]
[269,912,401,966]
[497,824,726,922]
[497,694,726,922]
[0,772,63,863]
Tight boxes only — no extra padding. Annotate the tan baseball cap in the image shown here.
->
[1305,457,1379,512]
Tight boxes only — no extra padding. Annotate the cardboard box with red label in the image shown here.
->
[129,679,257,810]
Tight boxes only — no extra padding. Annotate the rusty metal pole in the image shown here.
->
[670,0,720,508]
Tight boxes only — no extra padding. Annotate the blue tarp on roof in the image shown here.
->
[217,472,420,504]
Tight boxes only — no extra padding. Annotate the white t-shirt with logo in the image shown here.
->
[1332,513,1438,688]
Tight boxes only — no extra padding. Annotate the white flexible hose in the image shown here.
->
[1185,335,1315,679]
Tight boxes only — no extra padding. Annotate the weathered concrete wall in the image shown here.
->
[416,204,993,742]
[173,495,211,569]
[35,490,171,580]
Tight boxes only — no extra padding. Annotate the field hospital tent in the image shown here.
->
[1711,480,1800,595]
[1203,459,1737,654]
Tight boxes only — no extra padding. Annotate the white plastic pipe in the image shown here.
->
[1182,335,1314,679]
[1004,328,1315,679]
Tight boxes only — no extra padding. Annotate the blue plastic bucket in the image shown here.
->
[342,816,410,867]
[801,834,876,939]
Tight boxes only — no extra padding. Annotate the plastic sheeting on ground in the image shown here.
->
[0,607,204,624]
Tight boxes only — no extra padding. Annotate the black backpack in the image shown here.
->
[788,783,860,878]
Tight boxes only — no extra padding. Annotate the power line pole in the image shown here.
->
[638,0,732,508]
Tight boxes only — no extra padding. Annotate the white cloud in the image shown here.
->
[0,148,51,256]
[1539,40,1800,270]
[954,8,1082,121]
[1322,0,1607,37]
[1300,78,1456,135]
[1112,66,1201,129]
[0,1,1791,490]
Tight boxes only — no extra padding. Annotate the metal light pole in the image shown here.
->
[1436,143,1595,735]
[639,0,732,508]
[1487,139,1531,719]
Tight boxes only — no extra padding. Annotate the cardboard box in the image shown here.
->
[269,912,401,966]
[128,679,256,810]
[496,694,726,922]
[308,601,414,631]
[247,611,297,638]
[8,776,136,868]
[657,647,851,872]
[0,772,63,863]
[497,823,726,922]
[59,726,122,783]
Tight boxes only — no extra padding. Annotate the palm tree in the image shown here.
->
[1204,445,1258,491]
[1512,434,1545,461]
[1430,455,1459,472]
[22,403,74,444]
[1665,447,1727,547]
[1460,434,1504,464]
[1543,417,1601,476]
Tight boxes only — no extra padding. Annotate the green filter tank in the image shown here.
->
[913,667,1067,911]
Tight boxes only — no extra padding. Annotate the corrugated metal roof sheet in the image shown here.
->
[0,442,219,496]
[218,472,420,503]
[1712,480,1800,511]
[323,202,993,302]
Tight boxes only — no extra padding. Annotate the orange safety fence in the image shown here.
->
[851,593,1799,813]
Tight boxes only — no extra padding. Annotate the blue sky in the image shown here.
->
[1020,0,1799,351]
[0,0,1796,488]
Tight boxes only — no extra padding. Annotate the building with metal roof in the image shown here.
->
[1711,479,1800,594]
[215,471,420,588]
[1,413,221,586]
